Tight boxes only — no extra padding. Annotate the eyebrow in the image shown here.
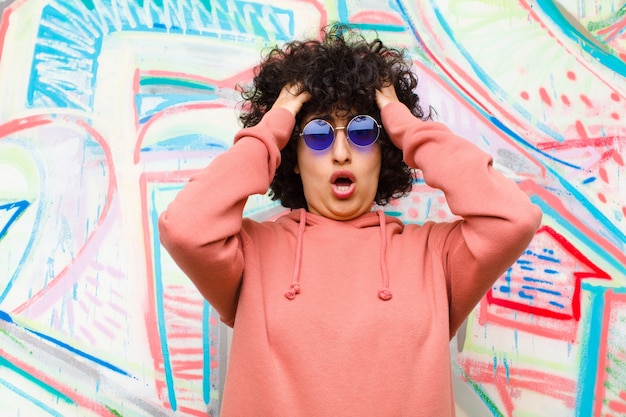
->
[303,112,359,125]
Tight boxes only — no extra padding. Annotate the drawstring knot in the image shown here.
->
[378,288,392,301]
[285,283,301,300]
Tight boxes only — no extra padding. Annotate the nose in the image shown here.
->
[331,126,351,164]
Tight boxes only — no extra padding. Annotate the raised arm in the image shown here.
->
[377,87,542,335]
[158,85,309,324]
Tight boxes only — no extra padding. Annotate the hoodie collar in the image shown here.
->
[284,208,399,301]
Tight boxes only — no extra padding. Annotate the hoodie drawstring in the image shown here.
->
[285,209,392,301]
[377,210,392,301]
[285,208,307,300]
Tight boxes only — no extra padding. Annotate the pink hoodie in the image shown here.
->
[158,102,542,416]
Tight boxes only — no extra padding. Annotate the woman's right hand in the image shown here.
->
[272,83,311,117]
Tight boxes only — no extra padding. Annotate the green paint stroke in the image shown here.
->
[106,406,124,417]
[0,328,26,349]
[587,4,626,32]
[461,369,505,417]
[0,355,74,404]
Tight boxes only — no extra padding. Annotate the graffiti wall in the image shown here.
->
[0,0,624,416]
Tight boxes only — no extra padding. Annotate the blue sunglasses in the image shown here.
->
[300,114,381,151]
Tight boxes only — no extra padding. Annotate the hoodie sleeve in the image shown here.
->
[381,102,542,337]
[158,107,295,325]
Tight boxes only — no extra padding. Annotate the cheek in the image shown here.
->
[367,148,383,174]
[295,148,319,182]
[294,141,306,174]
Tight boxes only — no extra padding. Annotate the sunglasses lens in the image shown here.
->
[347,115,379,146]
[302,119,334,150]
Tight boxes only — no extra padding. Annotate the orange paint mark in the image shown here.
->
[536,136,616,151]
[598,193,607,203]
[177,405,215,417]
[613,152,625,166]
[561,95,570,106]
[350,11,404,26]
[520,91,529,100]
[580,94,593,107]
[599,167,609,183]
[610,92,620,102]
[575,120,589,140]
[608,394,626,412]
[611,112,620,120]
[459,357,577,415]
[539,87,552,106]
[567,70,576,80]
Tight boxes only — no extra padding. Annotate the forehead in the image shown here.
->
[301,105,365,124]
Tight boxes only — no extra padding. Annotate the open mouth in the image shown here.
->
[334,177,353,191]
[331,171,356,198]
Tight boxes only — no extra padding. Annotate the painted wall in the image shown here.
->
[0,1,624,416]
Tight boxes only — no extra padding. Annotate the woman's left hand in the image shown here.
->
[375,84,400,110]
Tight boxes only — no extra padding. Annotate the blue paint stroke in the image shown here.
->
[521,285,562,296]
[0,376,67,417]
[547,163,626,247]
[536,253,561,263]
[0,200,30,240]
[537,0,626,76]
[524,277,553,284]
[0,310,13,323]
[140,134,229,153]
[202,301,211,405]
[518,291,534,300]
[28,0,301,111]
[575,284,607,416]
[136,95,219,125]
[3,310,129,378]
[150,187,177,410]
[0,151,47,305]
[24,328,130,377]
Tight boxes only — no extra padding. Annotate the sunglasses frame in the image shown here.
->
[299,114,381,151]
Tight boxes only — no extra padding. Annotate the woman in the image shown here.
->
[158,24,542,417]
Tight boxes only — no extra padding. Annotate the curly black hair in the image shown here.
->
[239,23,431,209]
